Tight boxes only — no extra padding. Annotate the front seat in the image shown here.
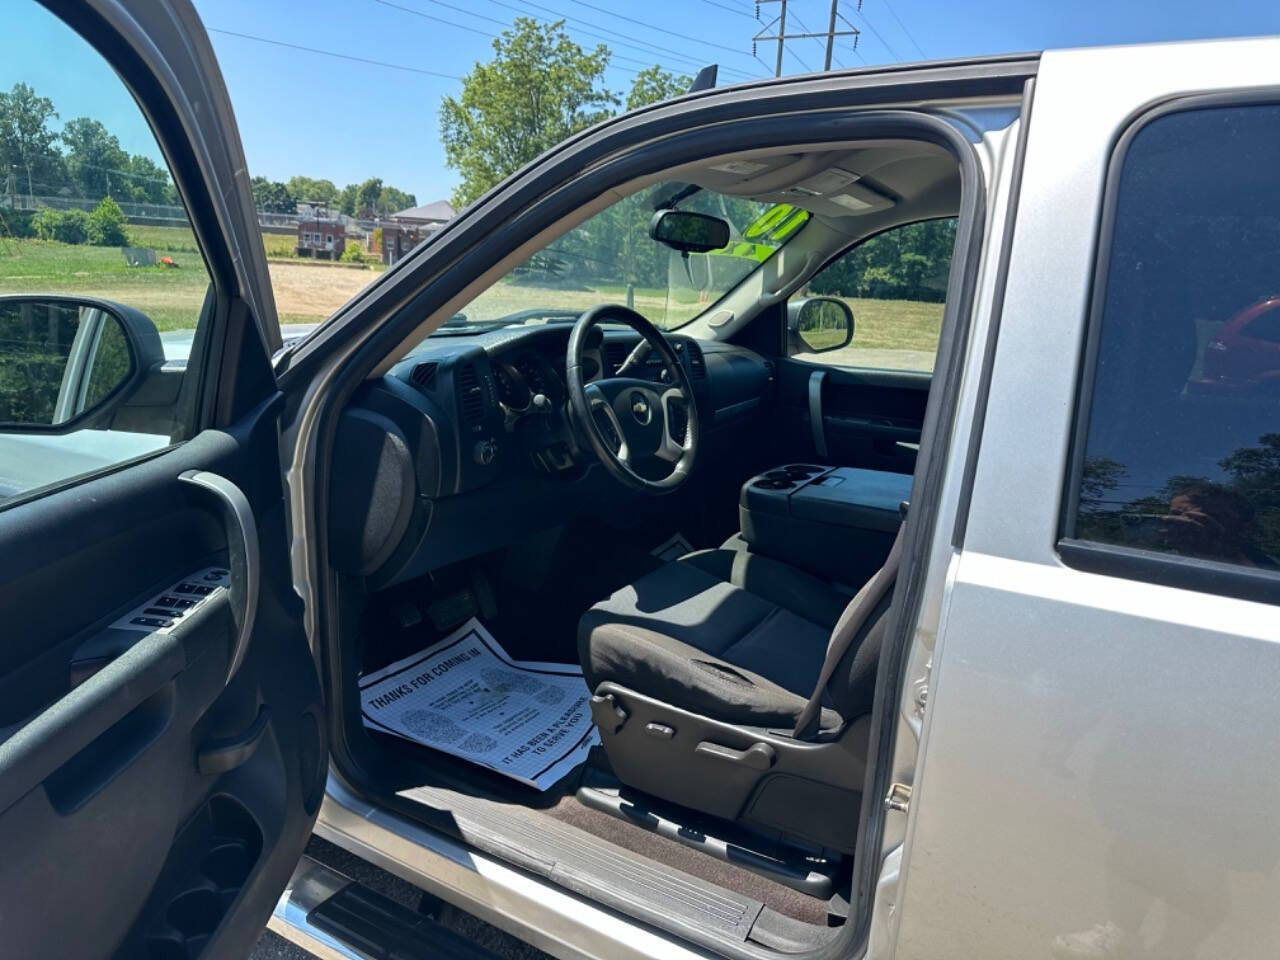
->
[577,541,894,850]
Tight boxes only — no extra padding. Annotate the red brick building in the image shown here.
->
[296,218,346,260]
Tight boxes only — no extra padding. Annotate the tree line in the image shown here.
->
[0,83,174,205]
[249,175,417,218]
[0,82,416,220]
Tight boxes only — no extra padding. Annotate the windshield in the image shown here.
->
[444,182,808,333]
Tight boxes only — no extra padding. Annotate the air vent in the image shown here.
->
[410,362,438,389]
[605,342,630,375]
[685,342,706,380]
[457,362,484,422]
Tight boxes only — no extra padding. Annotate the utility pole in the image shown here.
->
[774,0,788,76]
[755,0,859,76]
[824,0,838,70]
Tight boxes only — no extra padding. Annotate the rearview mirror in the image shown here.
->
[649,209,731,254]
[0,296,161,429]
[788,297,854,353]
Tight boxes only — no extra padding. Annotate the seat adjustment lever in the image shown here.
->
[589,693,628,734]
[695,740,776,771]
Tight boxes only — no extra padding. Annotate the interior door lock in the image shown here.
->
[885,782,912,813]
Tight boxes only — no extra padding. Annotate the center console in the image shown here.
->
[740,464,911,586]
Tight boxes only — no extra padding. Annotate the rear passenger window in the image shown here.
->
[1066,104,1280,576]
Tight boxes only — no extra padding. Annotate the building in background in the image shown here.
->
[380,200,455,265]
[296,216,346,260]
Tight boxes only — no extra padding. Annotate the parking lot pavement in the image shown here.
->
[250,836,551,960]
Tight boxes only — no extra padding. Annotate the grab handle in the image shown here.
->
[179,470,258,684]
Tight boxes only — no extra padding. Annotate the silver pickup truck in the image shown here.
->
[0,3,1276,960]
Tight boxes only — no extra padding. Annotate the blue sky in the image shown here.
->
[8,1,1280,205]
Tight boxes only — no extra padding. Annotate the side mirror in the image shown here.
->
[788,296,854,353]
[649,209,730,254]
[0,295,163,431]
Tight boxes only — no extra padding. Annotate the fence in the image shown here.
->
[1,194,370,236]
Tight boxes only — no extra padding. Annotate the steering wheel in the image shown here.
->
[566,304,699,495]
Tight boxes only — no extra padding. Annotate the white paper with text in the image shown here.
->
[359,618,598,790]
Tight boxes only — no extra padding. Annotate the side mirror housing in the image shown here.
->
[0,295,164,432]
[788,296,854,353]
[649,209,731,254]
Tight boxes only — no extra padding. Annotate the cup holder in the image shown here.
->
[755,479,793,490]
[166,887,220,939]
[202,841,252,889]
[784,464,824,477]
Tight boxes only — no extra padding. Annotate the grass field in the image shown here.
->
[0,229,383,330]
[125,224,316,260]
[0,230,943,365]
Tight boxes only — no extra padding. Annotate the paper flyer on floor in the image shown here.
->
[358,617,599,791]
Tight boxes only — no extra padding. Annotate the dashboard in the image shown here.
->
[328,322,774,588]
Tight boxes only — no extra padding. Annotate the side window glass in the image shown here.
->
[0,3,212,505]
[787,218,955,373]
[1068,105,1280,574]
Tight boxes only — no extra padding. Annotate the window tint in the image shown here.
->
[0,2,213,505]
[788,218,955,372]
[1069,105,1280,573]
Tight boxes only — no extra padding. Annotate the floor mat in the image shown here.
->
[359,618,599,790]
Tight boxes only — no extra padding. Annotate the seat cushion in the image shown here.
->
[578,552,845,729]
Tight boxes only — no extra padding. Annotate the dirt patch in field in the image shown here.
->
[267,261,380,320]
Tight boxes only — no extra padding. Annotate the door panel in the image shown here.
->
[1,4,323,952]
[0,410,325,959]
[775,357,928,472]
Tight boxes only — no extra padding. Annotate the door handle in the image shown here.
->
[179,470,259,685]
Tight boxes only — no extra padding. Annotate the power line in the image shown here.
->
[207,27,463,80]
[851,5,901,60]
[699,0,755,19]
[566,0,761,62]
[779,10,815,72]
[505,0,762,79]
[381,0,659,72]
[373,0,493,38]
[753,1,859,76]
[878,0,927,59]
[787,10,829,68]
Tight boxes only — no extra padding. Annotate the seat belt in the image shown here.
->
[793,514,907,740]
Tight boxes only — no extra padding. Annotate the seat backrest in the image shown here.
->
[826,590,893,723]
[793,521,905,738]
